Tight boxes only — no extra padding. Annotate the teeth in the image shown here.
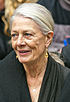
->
[20,51,29,53]
[23,51,26,53]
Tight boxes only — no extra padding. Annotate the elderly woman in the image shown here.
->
[0,3,70,102]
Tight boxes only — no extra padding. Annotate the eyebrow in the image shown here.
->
[11,29,35,34]
[11,31,18,34]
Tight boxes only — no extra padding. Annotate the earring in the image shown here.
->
[16,55,18,59]
[45,52,48,58]
[45,49,48,58]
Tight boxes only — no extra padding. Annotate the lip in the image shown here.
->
[17,49,31,56]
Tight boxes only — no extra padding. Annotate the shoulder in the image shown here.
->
[0,50,21,73]
[49,54,70,80]
[0,50,23,83]
[0,50,16,66]
[57,73,70,102]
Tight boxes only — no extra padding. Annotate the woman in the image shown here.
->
[0,3,70,102]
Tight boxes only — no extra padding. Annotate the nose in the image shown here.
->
[17,35,26,46]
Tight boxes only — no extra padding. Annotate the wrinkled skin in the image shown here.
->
[11,16,52,64]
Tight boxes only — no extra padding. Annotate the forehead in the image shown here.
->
[12,16,40,31]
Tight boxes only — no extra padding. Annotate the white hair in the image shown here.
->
[10,3,54,35]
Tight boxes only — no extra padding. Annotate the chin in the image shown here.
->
[18,57,30,64]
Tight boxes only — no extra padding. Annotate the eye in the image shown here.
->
[23,33,33,39]
[11,33,19,37]
[24,33,32,36]
[11,33,18,40]
[11,34,16,37]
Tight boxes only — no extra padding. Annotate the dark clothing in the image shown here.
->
[0,51,70,102]
[0,9,5,35]
[37,0,70,51]
[57,73,70,102]
[37,0,70,24]
[0,9,12,60]
[0,33,12,60]
[60,45,70,68]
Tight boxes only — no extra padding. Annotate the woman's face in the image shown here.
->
[11,16,48,64]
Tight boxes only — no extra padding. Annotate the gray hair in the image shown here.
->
[10,3,54,35]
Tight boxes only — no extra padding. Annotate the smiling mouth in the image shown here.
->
[18,50,31,55]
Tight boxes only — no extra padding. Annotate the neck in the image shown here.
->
[23,52,48,78]
[23,51,48,90]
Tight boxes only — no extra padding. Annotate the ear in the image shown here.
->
[45,31,53,48]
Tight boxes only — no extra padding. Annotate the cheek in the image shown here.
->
[11,40,17,49]
[25,39,37,48]
[26,37,45,50]
[36,38,46,54]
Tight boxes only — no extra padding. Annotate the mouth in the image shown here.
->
[17,50,31,55]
